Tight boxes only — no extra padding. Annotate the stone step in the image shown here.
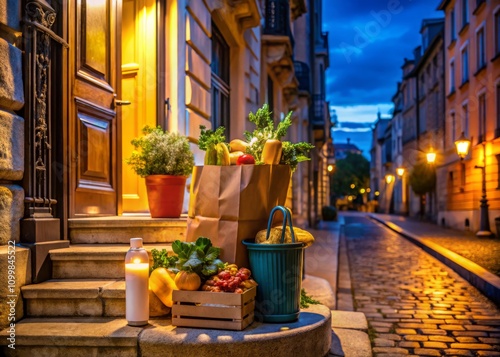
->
[68,216,187,244]
[50,244,172,279]
[0,305,332,357]
[21,279,126,317]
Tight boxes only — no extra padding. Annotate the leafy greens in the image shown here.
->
[171,237,224,280]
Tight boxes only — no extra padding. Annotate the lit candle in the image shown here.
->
[125,238,149,326]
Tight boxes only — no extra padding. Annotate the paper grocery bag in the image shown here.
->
[186,165,291,267]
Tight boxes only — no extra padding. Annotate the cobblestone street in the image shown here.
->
[343,214,500,356]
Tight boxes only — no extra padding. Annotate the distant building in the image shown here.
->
[404,18,446,220]
[334,138,362,160]
[370,113,391,204]
[437,0,500,234]
[391,82,407,215]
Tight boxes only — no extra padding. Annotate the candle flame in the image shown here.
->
[133,258,142,264]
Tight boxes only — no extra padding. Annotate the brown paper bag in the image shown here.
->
[186,165,291,267]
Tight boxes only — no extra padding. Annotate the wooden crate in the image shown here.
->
[171,287,256,330]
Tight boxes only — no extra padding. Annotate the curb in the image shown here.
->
[368,214,500,306]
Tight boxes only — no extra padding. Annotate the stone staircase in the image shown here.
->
[0,217,337,356]
[23,244,171,318]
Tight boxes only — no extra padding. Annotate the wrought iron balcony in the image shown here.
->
[313,94,326,126]
[294,61,310,92]
[263,0,294,48]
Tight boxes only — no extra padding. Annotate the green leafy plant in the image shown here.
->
[300,289,321,308]
[243,104,312,170]
[171,237,224,280]
[198,125,227,152]
[150,248,178,274]
[126,125,194,177]
[409,161,436,195]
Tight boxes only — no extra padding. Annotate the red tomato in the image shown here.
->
[236,154,255,165]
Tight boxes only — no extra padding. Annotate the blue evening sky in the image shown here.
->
[323,0,443,157]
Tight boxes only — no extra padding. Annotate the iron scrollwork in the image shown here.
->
[23,1,67,217]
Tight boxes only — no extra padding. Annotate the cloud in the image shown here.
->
[324,0,442,107]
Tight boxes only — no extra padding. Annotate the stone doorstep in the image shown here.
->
[21,279,126,317]
[0,305,332,357]
[50,244,172,279]
[68,216,187,244]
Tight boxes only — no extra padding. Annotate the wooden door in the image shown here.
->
[69,0,121,216]
[121,0,157,213]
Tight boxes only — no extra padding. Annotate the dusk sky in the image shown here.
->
[323,0,442,157]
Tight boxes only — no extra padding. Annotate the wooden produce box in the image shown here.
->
[171,287,256,330]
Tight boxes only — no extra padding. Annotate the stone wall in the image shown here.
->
[0,0,31,330]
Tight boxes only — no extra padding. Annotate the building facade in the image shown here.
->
[0,0,330,330]
[438,0,500,233]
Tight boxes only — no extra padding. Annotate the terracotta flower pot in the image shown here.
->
[145,175,187,218]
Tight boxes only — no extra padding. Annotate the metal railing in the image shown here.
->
[263,0,294,47]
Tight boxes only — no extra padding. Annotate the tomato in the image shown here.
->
[236,154,255,165]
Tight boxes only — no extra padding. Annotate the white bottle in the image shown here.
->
[125,238,149,326]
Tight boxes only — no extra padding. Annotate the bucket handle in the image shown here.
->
[266,206,296,243]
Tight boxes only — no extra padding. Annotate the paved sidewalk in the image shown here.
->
[343,213,500,356]
[372,214,500,277]
[369,214,500,306]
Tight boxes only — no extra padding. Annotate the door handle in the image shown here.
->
[115,99,131,106]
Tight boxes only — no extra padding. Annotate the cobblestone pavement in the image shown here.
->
[373,214,500,276]
[343,213,500,356]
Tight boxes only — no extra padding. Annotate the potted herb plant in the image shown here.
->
[126,126,195,218]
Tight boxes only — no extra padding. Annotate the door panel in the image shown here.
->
[121,0,156,213]
[70,0,120,216]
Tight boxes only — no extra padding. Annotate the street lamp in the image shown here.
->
[426,148,436,164]
[454,133,492,237]
[396,167,405,177]
[385,174,394,184]
[454,132,471,160]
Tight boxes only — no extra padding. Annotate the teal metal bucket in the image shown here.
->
[242,206,305,323]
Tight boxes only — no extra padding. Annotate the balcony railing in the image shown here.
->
[263,0,294,47]
[313,94,326,125]
[294,61,310,92]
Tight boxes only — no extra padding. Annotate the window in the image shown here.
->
[450,60,455,92]
[267,75,274,113]
[462,102,469,138]
[497,83,500,138]
[476,27,486,70]
[478,93,486,143]
[420,74,425,96]
[497,154,500,188]
[211,23,230,133]
[496,11,500,56]
[461,45,469,84]
[450,8,456,43]
[451,112,456,145]
[462,0,469,28]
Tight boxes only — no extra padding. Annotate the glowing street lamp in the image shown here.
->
[350,183,355,189]
[385,174,394,184]
[396,167,405,177]
[426,148,436,164]
[454,132,471,160]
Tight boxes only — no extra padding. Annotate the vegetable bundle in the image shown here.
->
[197,104,314,171]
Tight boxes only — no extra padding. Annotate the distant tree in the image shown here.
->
[409,162,436,195]
[330,152,370,204]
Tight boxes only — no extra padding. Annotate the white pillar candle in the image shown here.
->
[125,238,149,326]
